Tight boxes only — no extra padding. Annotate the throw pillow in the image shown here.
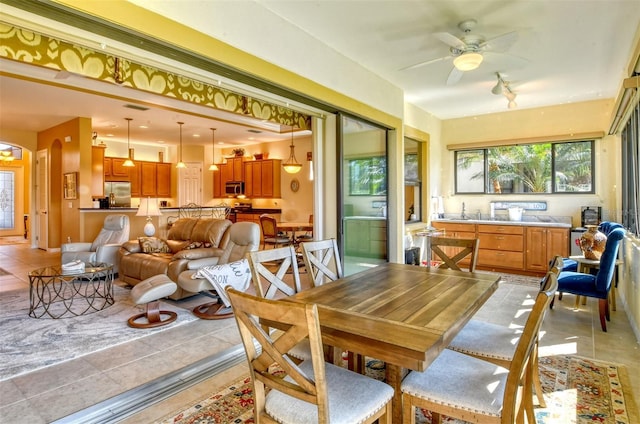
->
[185,241,213,249]
[138,237,172,254]
[192,258,251,306]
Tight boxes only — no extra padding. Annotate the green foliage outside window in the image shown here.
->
[349,157,387,195]
[455,140,594,194]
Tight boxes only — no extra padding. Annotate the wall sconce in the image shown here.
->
[307,151,314,181]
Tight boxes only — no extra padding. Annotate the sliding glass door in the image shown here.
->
[338,114,388,276]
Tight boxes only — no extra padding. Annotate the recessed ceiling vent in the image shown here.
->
[124,104,149,111]
[247,129,262,133]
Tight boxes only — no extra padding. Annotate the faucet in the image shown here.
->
[461,202,467,220]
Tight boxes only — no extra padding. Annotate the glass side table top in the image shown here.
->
[29,262,113,277]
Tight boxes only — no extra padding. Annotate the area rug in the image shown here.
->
[0,284,197,381]
[0,267,9,276]
[156,355,638,424]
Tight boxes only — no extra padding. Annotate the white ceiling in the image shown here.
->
[1,1,639,149]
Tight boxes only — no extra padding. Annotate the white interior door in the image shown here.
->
[36,149,48,250]
[178,162,202,206]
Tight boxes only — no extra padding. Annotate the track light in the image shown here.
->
[491,73,517,109]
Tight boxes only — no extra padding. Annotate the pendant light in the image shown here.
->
[282,125,302,174]
[122,118,135,167]
[208,127,219,171]
[176,121,186,169]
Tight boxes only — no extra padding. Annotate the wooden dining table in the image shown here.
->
[286,262,500,423]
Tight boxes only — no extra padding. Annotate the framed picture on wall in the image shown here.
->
[64,172,77,199]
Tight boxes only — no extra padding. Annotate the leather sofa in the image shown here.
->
[119,217,238,300]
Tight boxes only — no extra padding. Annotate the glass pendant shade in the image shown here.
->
[283,127,302,174]
[209,127,219,171]
[123,118,135,167]
[176,121,186,169]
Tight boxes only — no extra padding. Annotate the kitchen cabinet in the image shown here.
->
[218,157,245,184]
[104,156,172,197]
[430,222,476,267]
[525,227,569,272]
[345,218,387,258]
[140,162,157,196]
[156,163,172,197]
[244,159,282,198]
[91,146,105,198]
[477,224,524,270]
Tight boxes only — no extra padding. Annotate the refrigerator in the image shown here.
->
[104,182,132,208]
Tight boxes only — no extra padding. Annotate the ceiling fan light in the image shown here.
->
[453,52,483,71]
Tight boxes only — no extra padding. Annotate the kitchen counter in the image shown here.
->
[432,216,571,228]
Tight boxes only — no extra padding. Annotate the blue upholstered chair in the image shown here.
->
[551,227,625,331]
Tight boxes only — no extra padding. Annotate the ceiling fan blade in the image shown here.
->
[399,55,452,71]
[433,32,466,49]
[446,67,464,85]
[480,31,518,52]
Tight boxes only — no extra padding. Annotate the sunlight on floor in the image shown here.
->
[539,342,578,357]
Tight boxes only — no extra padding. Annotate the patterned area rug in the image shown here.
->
[156,355,638,424]
[0,284,197,381]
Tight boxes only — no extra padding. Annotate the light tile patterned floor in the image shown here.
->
[0,241,638,423]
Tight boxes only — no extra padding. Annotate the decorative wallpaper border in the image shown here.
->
[0,22,311,130]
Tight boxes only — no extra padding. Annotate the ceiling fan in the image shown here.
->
[402,19,519,85]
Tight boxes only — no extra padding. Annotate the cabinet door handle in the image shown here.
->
[496,252,505,256]
[496,236,505,240]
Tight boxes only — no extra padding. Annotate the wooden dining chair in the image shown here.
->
[300,238,343,287]
[446,256,563,422]
[429,236,480,272]
[299,238,362,370]
[401,271,558,424]
[259,214,292,249]
[248,246,311,362]
[295,214,314,244]
[226,287,394,424]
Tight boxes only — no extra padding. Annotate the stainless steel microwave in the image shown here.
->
[225,181,245,196]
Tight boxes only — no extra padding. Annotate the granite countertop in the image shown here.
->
[432,214,571,228]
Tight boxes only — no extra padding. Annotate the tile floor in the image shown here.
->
[0,240,638,423]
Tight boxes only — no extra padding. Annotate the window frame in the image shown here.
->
[454,140,595,195]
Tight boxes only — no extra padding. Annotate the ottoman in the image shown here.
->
[127,275,178,329]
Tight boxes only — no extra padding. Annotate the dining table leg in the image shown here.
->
[385,363,408,423]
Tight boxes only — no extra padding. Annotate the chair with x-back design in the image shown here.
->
[429,236,480,272]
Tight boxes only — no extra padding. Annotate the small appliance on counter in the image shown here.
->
[581,206,601,226]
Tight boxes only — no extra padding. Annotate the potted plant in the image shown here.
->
[232,148,245,157]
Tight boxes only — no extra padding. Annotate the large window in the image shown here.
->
[622,100,639,236]
[455,140,594,194]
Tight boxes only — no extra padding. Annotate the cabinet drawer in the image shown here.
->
[478,250,523,269]
[478,234,523,251]
[432,222,475,233]
[477,224,524,235]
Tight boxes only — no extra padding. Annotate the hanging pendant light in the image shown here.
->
[176,121,186,169]
[123,118,135,167]
[283,125,302,174]
[208,127,219,171]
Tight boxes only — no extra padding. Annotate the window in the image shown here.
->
[621,100,639,236]
[455,140,595,194]
[404,138,422,222]
[348,157,387,195]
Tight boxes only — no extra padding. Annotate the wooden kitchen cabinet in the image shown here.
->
[129,162,140,197]
[156,163,172,197]
[477,224,524,270]
[526,227,569,272]
[244,159,282,198]
[219,157,244,184]
[140,162,157,196]
[91,146,105,197]
[430,222,476,267]
[345,218,387,258]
